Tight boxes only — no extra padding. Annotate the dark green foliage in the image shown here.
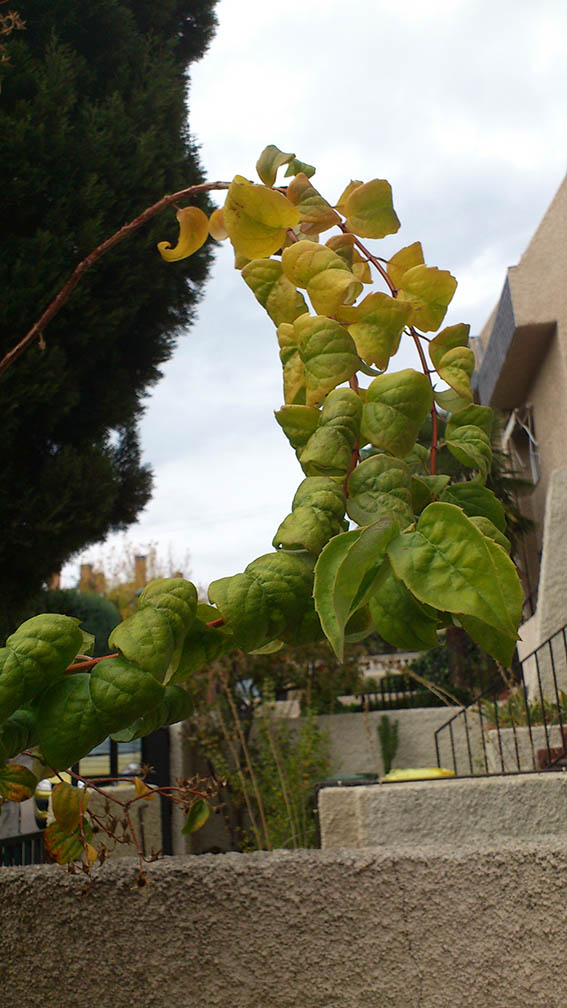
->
[26,589,121,657]
[0,0,218,632]
[377,714,398,775]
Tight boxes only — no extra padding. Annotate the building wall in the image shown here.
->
[2,841,567,1008]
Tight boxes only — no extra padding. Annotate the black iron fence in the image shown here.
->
[0,830,46,867]
[348,672,468,713]
[435,625,567,777]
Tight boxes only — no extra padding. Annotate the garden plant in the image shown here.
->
[0,145,523,873]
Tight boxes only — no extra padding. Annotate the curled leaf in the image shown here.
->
[256,144,295,186]
[208,207,228,241]
[157,206,209,262]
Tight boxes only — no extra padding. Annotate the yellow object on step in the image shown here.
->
[382,768,456,782]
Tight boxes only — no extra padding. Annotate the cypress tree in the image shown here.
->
[0,0,218,632]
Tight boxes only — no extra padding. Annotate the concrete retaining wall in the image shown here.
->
[316,706,481,777]
[319,772,567,849]
[2,842,567,1008]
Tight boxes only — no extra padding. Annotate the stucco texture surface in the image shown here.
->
[2,842,567,1008]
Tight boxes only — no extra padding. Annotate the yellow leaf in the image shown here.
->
[224,176,300,259]
[277,322,306,404]
[307,270,362,317]
[52,781,88,832]
[387,242,425,289]
[326,235,372,283]
[344,179,400,240]
[335,180,363,215]
[208,206,228,241]
[157,206,209,262]
[397,264,457,333]
[256,144,295,186]
[85,842,98,864]
[134,776,156,801]
[430,323,474,401]
[281,240,362,316]
[286,173,340,235]
[344,292,412,369]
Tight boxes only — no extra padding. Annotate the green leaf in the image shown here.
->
[0,614,84,724]
[224,176,300,259]
[397,265,457,332]
[274,405,320,451]
[469,516,511,553]
[284,157,316,179]
[387,242,424,289]
[38,674,113,770]
[445,405,493,479]
[338,292,412,370]
[244,552,316,642]
[298,389,362,477]
[109,608,176,683]
[402,443,430,475]
[137,578,198,648]
[79,630,95,657]
[314,519,398,660]
[273,476,346,555]
[170,613,235,683]
[89,656,165,731]
[343,179,400,239]
[256,144,295,186]
[0,762,37,803]
[208,573,271,652]
[440,482,506,533]
[429,324,474,401]
[369,560,440,651]
[182,798,210,835]
[294,314,360,406]
[346,454,413,528]
[286,173,340,235]
[112,684,194,743]
[361,369,433,457]
[410,474,450,514]
[242,258,308,326]
[44,820,94,865]
[52,781,88,833]
[458,614,517,667]
[387,502,522,646]
[434,388,470,414]
[0,706,38,763]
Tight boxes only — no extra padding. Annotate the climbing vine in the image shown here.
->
[0,145,523,866]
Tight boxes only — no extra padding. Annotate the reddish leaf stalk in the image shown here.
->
[66,652,119,673]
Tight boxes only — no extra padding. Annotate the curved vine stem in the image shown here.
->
[0,180,231,378]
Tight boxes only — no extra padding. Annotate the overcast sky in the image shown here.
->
[62,0,567,591]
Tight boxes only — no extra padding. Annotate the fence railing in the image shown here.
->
[434,625,567,777]
[351,672,468,713]
[0,830,46,867]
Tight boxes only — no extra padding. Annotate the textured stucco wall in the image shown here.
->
[2,842,567,1008]
[319,772,567,849]
[317,706,481,778]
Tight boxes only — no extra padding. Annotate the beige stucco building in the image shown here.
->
[474,174,567,670]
